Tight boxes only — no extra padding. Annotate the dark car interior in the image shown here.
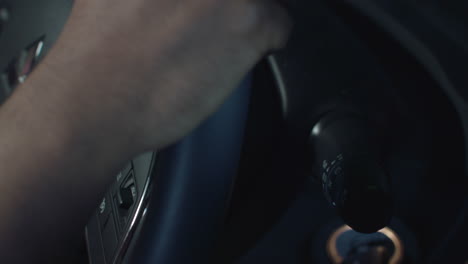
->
[1,0,467,263]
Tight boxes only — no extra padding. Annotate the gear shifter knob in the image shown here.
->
[309,112,392,233]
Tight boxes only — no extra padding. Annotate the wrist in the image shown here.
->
[1,64,134,170]
[0,80,129,262]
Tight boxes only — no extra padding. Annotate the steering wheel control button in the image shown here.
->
[15,37,45,84]
[115,172,138,231]
[101,213,119,263]
[118,181,135,210]
[99,199,106,214]
[0,37,45,93]
[98,194,113,229]
[113,162,133,195]
[0,5,9,35]
[118,174,137,209]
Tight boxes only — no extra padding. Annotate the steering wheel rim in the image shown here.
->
[129,76,252,263]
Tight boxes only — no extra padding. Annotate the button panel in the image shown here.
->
[98,193,113,229]
[0,36,45,103]
[101,213,118,263]
[115,171,138,233]
[86,152,155,264]
[15,37,44,83]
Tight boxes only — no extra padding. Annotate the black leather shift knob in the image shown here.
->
[310,112,392,233]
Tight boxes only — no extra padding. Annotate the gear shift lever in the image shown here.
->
[309,112,392,233]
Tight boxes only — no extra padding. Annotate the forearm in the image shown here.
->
[0,69,128,262]
[0,0,291,261]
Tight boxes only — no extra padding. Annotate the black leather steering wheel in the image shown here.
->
[131,76,252,263]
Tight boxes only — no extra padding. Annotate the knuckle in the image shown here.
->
[270,8,293,50]
[221,1,293,60]
[237,1,293,54]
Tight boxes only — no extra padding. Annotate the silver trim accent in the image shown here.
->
[84,227,92,264]
[267,55,289,118]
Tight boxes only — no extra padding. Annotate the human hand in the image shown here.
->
[17,0,291,158]
[0,2,290,260]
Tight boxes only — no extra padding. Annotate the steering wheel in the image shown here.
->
[129,76,253,263]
